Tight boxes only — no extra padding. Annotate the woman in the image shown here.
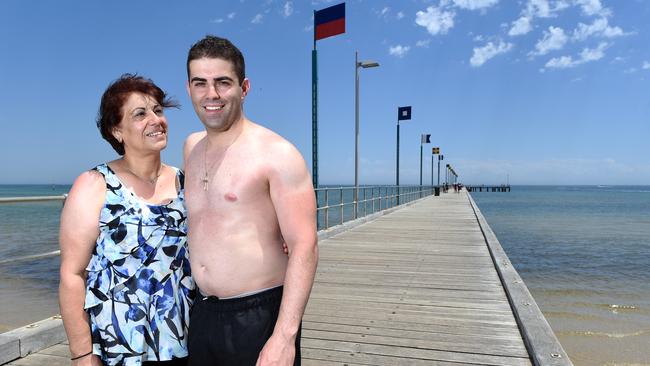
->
[59,74,194,366]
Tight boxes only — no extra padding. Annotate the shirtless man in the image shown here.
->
[183,36,318,365]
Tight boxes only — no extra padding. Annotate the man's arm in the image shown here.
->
[257,141,318,366]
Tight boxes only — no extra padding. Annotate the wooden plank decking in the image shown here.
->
[4,191,570,365]
[301,191,531,365]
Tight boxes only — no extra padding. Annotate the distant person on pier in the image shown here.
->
[59,74,193,366]
[182,35,318,365]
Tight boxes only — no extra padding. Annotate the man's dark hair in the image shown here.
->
[96,74,179,155]
[187,35,246,84]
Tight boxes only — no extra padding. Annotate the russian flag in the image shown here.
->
[315,3,345,41]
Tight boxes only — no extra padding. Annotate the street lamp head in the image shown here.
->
[358,60,380,68]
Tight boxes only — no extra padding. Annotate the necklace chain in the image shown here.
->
[124,163,163,185]
[202,132,241,191]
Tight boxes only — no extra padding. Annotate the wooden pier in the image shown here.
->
[2,190,570,365]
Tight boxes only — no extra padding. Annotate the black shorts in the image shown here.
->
[187,286,301,366]
[142,359,188,366]
[101,358,187,366]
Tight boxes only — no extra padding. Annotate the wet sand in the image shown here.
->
[0,276,60,333]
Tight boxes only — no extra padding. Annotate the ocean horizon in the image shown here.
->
[1,184,648,365]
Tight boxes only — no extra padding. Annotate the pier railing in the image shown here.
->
[316,185,435,230]
[1,186,439,260]
[0,195,67,203]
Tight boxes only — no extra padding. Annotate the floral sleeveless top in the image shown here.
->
[84,164,195,365]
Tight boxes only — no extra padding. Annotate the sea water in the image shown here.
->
[471,186,650,366]
[0,185,69,332]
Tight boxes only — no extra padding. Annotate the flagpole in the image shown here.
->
[395,106,410,205]
[419,141,423,187]
[311,10,319,189]
[396,119,400,205]
[431,150,434,186]
[437,155,441,186]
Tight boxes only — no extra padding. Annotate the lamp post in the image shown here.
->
[354,51,379,219]
[419,134,430,198]
[431,147,439,186]
[438,154,443,187]
[431,151,434,186]
[446,164,450,186]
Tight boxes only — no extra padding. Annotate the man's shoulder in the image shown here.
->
[246,123,308,181]
[186,131,207,145]
[184,131,207,160]
[248,122,293,151]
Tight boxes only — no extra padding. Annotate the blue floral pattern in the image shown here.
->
[84,164,194,365]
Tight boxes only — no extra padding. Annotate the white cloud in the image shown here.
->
[508,0,570,37]
[509,16,532,36]
[212,12,236,24]
[573,17,624,41]
[574,0,610,17]
[470,40,513,67]
[251,14,263,24]
[580,42,607,62]
[531,26,568,56]
[380,7,389,16]
[452,0,498,10]
[282,2,293,17]
[389,45,411,58]
[643,61,650,70]
[415,6,456,36]
[416,39,431,48]
[523,0,569,18]
[554,0,571,12]
[397,11,405,20]
[602,26,624,38]
[545,42,608,69]
[545,55,574,68]
[527,0,552,18]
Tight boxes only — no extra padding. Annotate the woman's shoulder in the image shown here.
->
[74,166,107,190]
[163,164,184,178]
[65,167,107,210]
[164,164,185,191]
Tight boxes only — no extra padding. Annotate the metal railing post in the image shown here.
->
[340,188,344,225]
[324,189,329,229]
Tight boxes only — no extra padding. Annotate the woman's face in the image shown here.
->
[113,92,168,155]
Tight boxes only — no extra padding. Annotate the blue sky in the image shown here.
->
[1,0,648,185]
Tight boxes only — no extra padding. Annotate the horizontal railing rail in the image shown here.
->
[0,195,67,203]
[1,186,439,262]
[315,185,436,230]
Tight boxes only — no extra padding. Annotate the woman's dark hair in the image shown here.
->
[96,74,179,155]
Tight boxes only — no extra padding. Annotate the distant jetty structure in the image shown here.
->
[466,184,511,192]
